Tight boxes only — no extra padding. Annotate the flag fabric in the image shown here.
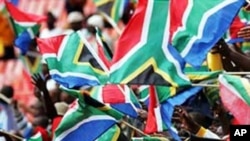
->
[145,86,203,140]
[170,0,245,68]
[219,74,250,124]
[224,7,250,43]
[186,71,222,83]
[95,27,112,68]
[90,84,141,118]
[37,31,109,88]
[26,132,43,141]
[5,1,46,55]
[110,0,190,87]
[93,0,128,23]
[138,85,150,106]
[59,86,124,119]
[138,85,176,107]
[20,54,42,74]
[95,124,121,141]
[54,92,124,141]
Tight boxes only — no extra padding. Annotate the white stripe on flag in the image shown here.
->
[154,106,163,132]
[49,69,101,83]
[77,31,110,74]
[110,0,154,72]
[54,115,116,141]
[181,0,238,57]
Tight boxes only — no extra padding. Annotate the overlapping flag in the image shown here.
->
[219,74,250,124]
[4,0,46,55]
[144,85,203,141]
[54,88,124,141]
[89,84,141,118]
[110,0,190,87]
[37,31,109,88]
[170,0,245,67]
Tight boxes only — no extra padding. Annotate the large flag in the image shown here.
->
[145,85,203,140]
[54,91,124,141]
[93,0,128,23]
[37,31,109,88]
[170,0,245,67]
[219,74,250,124]
[5,1,46,55]
[110,0,190,87]
[89,84,141,118]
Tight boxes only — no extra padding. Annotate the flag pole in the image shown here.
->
[120,120,150,137]
[224,72,250,75]
[0,130,23,140]
[191,83,218,87]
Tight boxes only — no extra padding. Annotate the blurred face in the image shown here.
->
[70,22,82,31]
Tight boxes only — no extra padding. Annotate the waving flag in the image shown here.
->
[145,85,202,140]
[5,1,46,55]
[37,31,109,88]
[170,0,245,68]
[90,84,141,118]
[110,0,190,87]
[54,88,124,141]
[219,74,250,124]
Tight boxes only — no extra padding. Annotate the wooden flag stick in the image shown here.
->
[224,72,250,75]
[121,120,150,137]
[0,130,23,140]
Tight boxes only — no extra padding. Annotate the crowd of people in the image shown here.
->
[0,0,250,141]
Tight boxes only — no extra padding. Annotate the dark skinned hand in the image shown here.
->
[31,73,47,92]
[172,106,201,134]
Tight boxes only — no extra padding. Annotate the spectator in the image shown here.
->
[39,11,63,38]
[0,85,17,132]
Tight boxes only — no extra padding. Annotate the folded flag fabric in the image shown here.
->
[170,0,245,68]
[186,71,222,83]
[110,0,190,87]
[138,85,176,107]
[95,124,121,141]
[5,1,46,55]
[95,27,112,68]
[219,74,250,124]
[54,89,124,141]
[89,84,141,118]
[37,31,109,88]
